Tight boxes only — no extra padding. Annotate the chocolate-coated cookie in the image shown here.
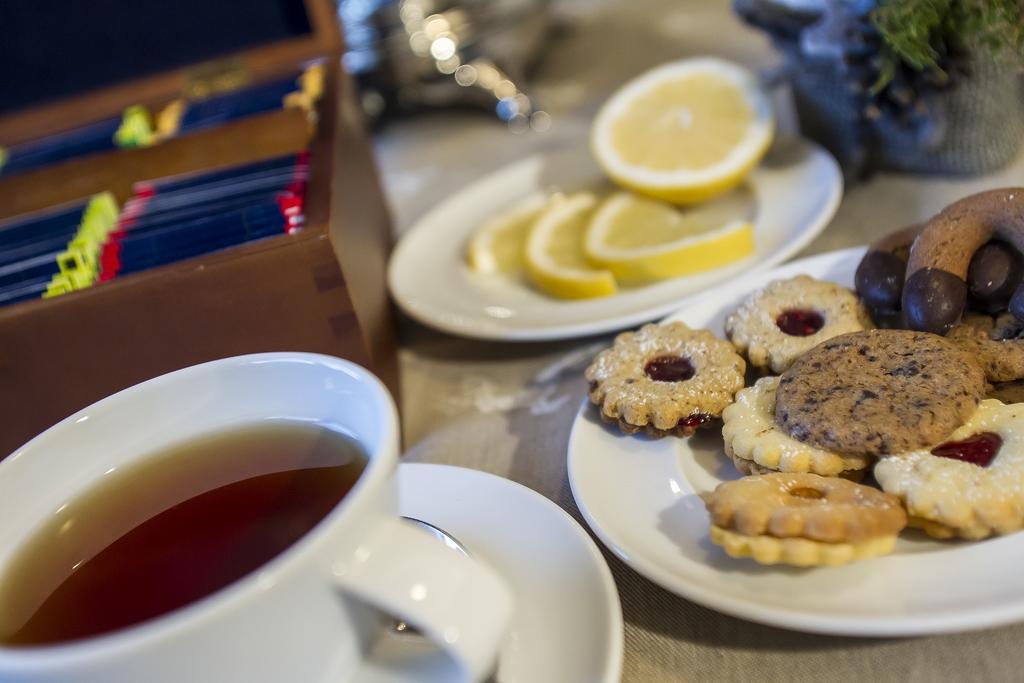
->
[901,188,1024,334]
[775,330,986,456]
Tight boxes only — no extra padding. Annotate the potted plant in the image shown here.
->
[735,0,1024,177]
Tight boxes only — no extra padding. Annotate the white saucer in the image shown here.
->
[568,248,1024,637]
[373,463,623,682]
[388,139,842,341]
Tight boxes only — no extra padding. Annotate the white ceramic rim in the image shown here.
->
[0,353,399,664]
[399,463,624,683]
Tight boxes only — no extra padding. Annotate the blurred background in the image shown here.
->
[353,0,1024,256]
[353,0,783,230]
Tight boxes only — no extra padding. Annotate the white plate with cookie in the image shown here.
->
[567,246,1024,636]
[388,138,841,341]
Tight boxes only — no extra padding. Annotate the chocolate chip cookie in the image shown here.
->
[774,329,986,456]
[722,377,873,479]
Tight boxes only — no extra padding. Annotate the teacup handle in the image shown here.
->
[332,516,512,682]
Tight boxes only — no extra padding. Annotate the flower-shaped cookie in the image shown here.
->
[875,399,1024,540]
[725,275,873,373]
[585,322,744,437]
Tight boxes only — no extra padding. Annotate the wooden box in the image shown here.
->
[0,0,396,457]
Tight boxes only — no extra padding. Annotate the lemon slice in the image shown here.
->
[591,58,773,204]
[525,193,617,299]
[585,191,754,284]
[466,197,549,274]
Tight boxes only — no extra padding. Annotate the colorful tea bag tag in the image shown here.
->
[284,64,325,113]
[43,274,73,298]
[155,100,186,142]
[114,106,155,149]
[301,65,325,102]
[83,192,119,233]
[58,247,96,281]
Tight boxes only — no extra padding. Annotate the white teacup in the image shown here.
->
[0,353,512,682]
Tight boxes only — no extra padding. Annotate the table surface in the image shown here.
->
[372,1,1024,680]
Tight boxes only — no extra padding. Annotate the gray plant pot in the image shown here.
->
[790,55,1024,176]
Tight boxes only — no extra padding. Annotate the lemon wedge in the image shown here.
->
[584,191,754,284]
[525,193,617,299]
[466,197,549,274]
[591,57,773,204]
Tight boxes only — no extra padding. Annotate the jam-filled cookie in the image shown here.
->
[947,313,1024,382]
[875,400,1024,540]
[585,322,745,437]
[725,275,873,373]
[775,330,986,457]
[704,473,906,566]
[722,377,872,479]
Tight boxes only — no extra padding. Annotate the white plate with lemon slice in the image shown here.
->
[389,57,841,341]
[388,138,840,341]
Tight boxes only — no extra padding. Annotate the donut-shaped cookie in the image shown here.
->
[775,330,986,456]
[585,322,745,437]
[902,188,1024,334]
[874,400,1024,540]
[725,275,873,373]
[855,224,1022,326]
[704,473,906,566]
[722,377,872,478]
[947,313,1024,383]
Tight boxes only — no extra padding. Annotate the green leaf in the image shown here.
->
[870,54,898,93]
[870,0,1024,72]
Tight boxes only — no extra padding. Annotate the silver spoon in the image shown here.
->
[392,516,471,635]
[392,516,499,683]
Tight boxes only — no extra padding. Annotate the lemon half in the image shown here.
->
[591,58,773,205]
[584,191,754,284]
[524,193,617,299]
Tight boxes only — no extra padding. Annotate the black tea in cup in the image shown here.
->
[0,422,367,647]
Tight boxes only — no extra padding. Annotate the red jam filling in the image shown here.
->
[678,414,712,429]
[930,432,1002,467]
[644,355,695,382]
[775,309,825,337]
